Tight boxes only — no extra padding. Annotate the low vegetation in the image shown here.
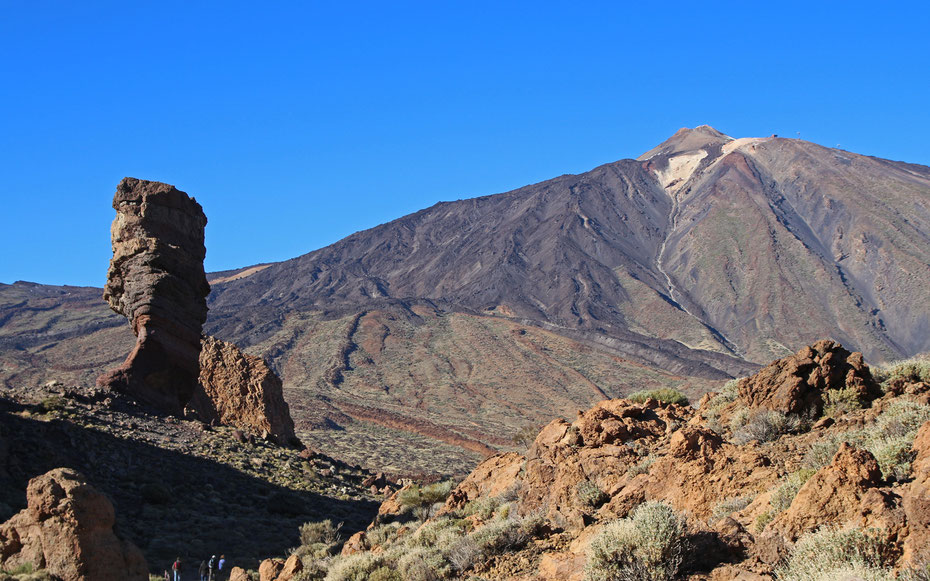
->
[584,501,688,581]
[776,527,895,581]
[626,388,690,406]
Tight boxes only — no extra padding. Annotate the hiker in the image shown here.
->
[217,555,226,580]
[199,559,208,581]
[172,557,182,581]
[208,555,216,581]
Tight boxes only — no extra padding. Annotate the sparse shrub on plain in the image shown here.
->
[446,536,481,572]
[711,495,753,523]
[576,480,608,508]
[731,410,801,445]
[584,501,688,581]
[627,388,690,407]
[755,510,774,533]
[775,526,895,581]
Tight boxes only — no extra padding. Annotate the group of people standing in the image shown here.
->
[168,554,226,581]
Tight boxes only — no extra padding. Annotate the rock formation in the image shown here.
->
[192,335,298,445]
[97,178,209,414]
[734,339,880,416]
[0,468,147,581]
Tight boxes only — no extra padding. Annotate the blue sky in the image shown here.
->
[2,1,928,287]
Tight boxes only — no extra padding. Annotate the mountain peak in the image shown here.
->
[637,125,733,161]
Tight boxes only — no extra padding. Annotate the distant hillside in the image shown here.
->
[3,126,930,474]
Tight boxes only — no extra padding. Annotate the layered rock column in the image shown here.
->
[96,178,209,414]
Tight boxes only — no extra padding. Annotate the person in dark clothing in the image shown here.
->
[208,555,216,581]
[199,560,208,581]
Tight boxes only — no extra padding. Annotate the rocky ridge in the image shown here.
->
[301,341,930,580]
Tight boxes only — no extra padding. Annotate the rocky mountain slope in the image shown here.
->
[3,127,930,474]
[0,381,381,573]
[291,342,930,580]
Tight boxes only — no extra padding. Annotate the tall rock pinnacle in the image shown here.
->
[96,177,210,414]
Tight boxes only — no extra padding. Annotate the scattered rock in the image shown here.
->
[0,467,148,580]
[96,178,209,414]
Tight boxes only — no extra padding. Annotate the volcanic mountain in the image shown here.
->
[3,126,930,473]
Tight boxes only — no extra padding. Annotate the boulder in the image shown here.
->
[192,336,298,445]
[97,178,209,414]
[258,558,284,581]
[0,467,147,580]
[274,554,303,581]
[229,567,251,581]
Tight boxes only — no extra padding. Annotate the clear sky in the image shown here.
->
[2,1,928,287]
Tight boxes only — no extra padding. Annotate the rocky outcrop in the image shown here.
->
[735,339,880,416]
[192,336,298,445]
[0,468,147,580]
[97,178,209,414]
[903,420,930,562]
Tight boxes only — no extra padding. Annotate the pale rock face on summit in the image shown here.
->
[96,177,210,414]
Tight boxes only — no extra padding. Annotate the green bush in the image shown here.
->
[775,527,895,581]
[873,355,930,385]
[397,546,450,580]
[769,469,816,513]
[398,481,454,521]
[585,501,688,581]
[626,456,655,478]
[576,480,608,508]
[627,389,690,406]
[731,410,801,445]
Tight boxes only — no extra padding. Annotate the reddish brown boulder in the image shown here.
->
[192,336,298,445]
[735,339,879,416]
[274,553,303,581]
[259,558,284,581]
[0,468,147,580]
[228,567,251,581]
[97,178,209,414]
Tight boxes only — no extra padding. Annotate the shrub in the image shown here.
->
[711,495,753,522]
[873,355,930,385]
[446,536,481,572]
[397,546,450,580]
[300,519,343,546]
[584,501,688,581]
[731,410,801,445]
[703,379,740,412]
[627,389,690,407]
[462,496,501,520]
[755,510,774,532]
[325,552,392,581]
[775,527,895,581]
[398,481,454,521]
[576,480,608,508]
[823,385,869,416]
[769,469,816,513]
[626,456,655,478]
